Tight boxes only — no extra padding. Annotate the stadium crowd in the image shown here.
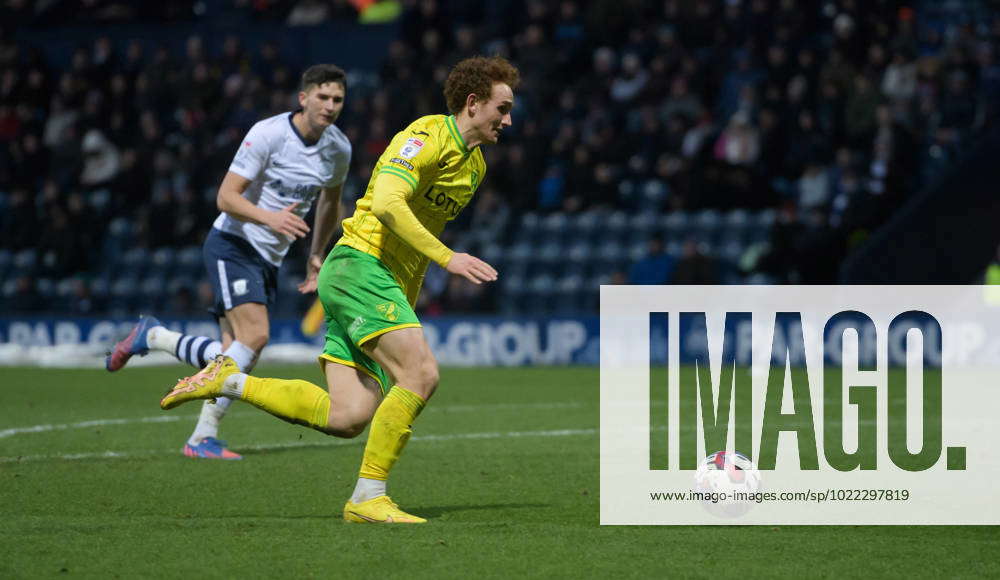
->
[1,0,998,315]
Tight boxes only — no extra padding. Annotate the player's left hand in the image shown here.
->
[446,253,498,285]
[297,254,324,294]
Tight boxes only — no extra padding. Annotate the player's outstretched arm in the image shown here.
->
[217,171,310,239]
[370,174,454,264]
[370,174,497,284]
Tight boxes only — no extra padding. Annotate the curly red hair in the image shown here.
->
[443,56,520,115]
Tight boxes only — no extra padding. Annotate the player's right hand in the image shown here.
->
[268,202,310,238]
[446,253,498,284]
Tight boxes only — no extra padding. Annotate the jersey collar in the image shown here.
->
[445,115,471,156]
[288,110,320,147]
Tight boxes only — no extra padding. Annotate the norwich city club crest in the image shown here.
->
[376,302,399,322]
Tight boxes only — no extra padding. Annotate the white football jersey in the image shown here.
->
[213,111,352,266]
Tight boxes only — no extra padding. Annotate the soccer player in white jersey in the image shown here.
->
[106,64,351,459]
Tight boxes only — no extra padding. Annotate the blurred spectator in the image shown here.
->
[610,53,648,103]
[845,74,881,146]
[68,278,101,315]
[713,112,759,166]
[881,50,917,103]
[798,163,830,210]
[673,240,718,284]
[9,276,42,312]
[629,236,676,285]
[80,129,120,187]
[1,0,997,315]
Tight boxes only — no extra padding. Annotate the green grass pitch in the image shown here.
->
[1,365,997,578]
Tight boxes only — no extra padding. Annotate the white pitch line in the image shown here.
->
[0,414,191,439]
[0,427,597,463]
[0,402,586,440]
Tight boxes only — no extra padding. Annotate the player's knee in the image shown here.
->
[325,417,369,439]
[325,404,372,438]
[405,359,439,400]
[239,330,269,352]
[326,422,366,439]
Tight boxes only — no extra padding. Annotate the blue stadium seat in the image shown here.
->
[660,211,690,243]
[110,276,141,310]
[100,218,134,268]
[725,208,749,228]
[744,209,777,244]
[526,273,556,314]
[627,240,649,263]
[13,249,37,276]
[120,248,150,278]
[719,240,744,265]
[166,276,193,296]
[175,246,203,277]
[555,274,586,314]
[695,239,716,256]
[584,273,612,308]
[140,275,167,299]
[88,188,111,214]
[755,209,776,229]
[606,210,629,241]
[520,211,541,231]
[572,210,602,238]
[566,240,592,266]
[597,242,626,264]
[500,272,528,315]
[151,247,177,276]
[480,243,505,271]
[107,217,133,242]
[519,212,541,244]
[506,241,534,268]
[134,276,166,311]
[751,209,777,244]
[626,212,655,246]
[90,277,110,301]
[537,241,563,268]
[692,209,723,243]
[56,277,77,300]
[725,209,751,242]
[502,272,526,295]
[1,278,17,300]
[501,261,528,280]
[36,278,55,300]
[629,212,657,236]
[0,248,11,279]
[540,212,570,242]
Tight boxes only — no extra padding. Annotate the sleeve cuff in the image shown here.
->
[432,248,454,269]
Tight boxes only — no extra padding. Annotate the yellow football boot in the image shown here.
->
[160,355,240,410]
[343,496,427,524]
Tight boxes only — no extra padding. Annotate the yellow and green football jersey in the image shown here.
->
[338,114,485,306]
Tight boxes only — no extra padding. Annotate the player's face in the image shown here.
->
[299,81,345,129]
[472,82,514,145]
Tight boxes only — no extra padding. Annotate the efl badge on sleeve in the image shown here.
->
[399,137,425,159]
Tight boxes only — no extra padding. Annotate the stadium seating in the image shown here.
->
[0,249,11,280]
[4,0,993,318]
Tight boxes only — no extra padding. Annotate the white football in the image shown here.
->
[693,451,763,518]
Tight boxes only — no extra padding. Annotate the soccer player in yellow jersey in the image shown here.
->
[159,56,520,524]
